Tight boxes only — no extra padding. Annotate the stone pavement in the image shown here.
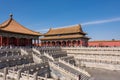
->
[85,67,120,80]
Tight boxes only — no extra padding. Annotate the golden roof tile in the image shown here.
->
[0,15,42,36]
[44,24,86,36]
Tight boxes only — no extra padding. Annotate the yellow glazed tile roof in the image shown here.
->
[0,16,42,36]
[44,24,86,36]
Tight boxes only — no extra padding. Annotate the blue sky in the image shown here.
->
[0,0,120,40]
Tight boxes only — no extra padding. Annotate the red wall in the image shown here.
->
[88,40,120,47]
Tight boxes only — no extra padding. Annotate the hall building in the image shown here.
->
[0,14,42,46]
[41,24,90,47]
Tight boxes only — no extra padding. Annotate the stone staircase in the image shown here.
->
[0,47,53,80]
[34,47,92,80]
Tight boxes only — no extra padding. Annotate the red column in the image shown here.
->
[37,39,39,46]
[16,38,19,46]
[68,40,71,47]
[85,40,88,47]
[48,42,50,47]
[80,40,83,46]
[36,39,38,46]
[78,40,80,46]
[49,41,52,47]
[55,41,57,46]
[47,42,49,47]
[27,39,30,46]
[30,39,31,46]
[44,42,46,46]
[60,41,62,47]
[86,41,88,47]
[45,41,47,46]
[31,39,33,46]
[77,40,80,46]
[66,41,68,47]
[46,42,48,47]
[42,41,44,46]
[26,39,27,46]
[76,40,78,47]
[0,36,2,46]
[30,39,32,46]
[41,41,44,46]
[26,39,28,46]
[25,39,27,46]
[67,41,69,46]
[6,37,9,46]
[70,40,73,46]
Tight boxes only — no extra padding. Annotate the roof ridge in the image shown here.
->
[0,14,13,28]
[0,15,42,36]
[44,24,87,36]
[2,18,41,34]
[44,24,81,35]
[0,18,12,28]
[52,24,80,30]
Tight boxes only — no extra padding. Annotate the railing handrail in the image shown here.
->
[44,52,54,61]
[49,61,78,79]
[59,59,91,77]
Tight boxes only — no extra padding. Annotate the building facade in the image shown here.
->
[0,14,42,46]
[41,24,89,47]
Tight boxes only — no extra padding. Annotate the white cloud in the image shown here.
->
[81,17,120,25]
[37,17,120,33]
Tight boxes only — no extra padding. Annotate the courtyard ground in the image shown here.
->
[85,67,120,80]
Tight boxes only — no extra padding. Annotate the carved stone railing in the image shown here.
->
[32,48,41,55]
[44,52,54,61]
[49,61,78,80]
[20,48,28,55]
[59,59,91,77]
[6,69,54,80]
[32,53,42,63]
[66,50,120,55]
[61,47,120,51]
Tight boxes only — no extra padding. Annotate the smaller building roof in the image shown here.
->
[44,24,86,36]
[41,34,89,40]
[0,14,42,36]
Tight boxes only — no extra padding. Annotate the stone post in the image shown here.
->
[17,69,21,80]
[45,73,47,80]
[27,70,29,80]
[33,72,38,80]
[3,68,8,80]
